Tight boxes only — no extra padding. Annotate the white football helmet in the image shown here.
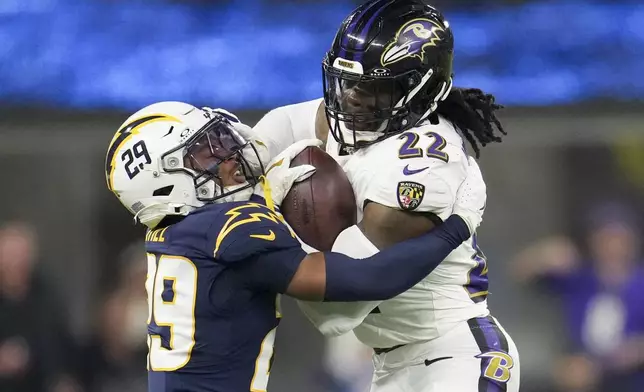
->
[105,101,262,229]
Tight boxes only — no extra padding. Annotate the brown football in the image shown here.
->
[280,146,357,251]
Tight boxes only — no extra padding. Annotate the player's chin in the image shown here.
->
[344,121,376,133]
[233,169,247,184]
[341,116,385,134]
[219,171,247,187]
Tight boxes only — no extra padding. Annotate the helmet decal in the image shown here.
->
[381,18,446,67]
[105,114,181,191]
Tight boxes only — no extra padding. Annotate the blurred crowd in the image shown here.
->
[513,203,644,392]
[0,224,148,392]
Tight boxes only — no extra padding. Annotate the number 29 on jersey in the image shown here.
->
[146,254,198,371]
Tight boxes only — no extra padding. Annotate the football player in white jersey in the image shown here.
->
[232,1,520,391]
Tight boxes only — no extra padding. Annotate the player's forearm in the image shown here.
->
[323,215,470,302]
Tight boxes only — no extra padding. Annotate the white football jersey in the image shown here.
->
[252,98,323,158]
[254,99,490,348]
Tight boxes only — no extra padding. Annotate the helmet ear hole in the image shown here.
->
[153,185,174,196]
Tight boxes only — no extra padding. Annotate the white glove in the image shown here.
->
[201,107,270,175]
[452,156,487,235]
[253,139,323,207]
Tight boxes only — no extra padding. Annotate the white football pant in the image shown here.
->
[370,316,520,392]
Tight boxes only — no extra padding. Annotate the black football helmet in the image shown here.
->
[323,0,454,150]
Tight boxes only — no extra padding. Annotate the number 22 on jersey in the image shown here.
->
[398,131,449,162]
[464,234,489,302]
[146,254,198,371]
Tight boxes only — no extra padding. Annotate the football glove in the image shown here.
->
[253,139,323,208]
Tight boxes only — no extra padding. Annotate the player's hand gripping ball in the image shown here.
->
[281,145,357,251]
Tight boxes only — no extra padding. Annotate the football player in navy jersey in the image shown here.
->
[105,101,485,392]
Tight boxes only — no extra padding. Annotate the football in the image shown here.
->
[280,146,357,251]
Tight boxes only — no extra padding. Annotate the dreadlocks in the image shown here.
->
[429,87,507,158]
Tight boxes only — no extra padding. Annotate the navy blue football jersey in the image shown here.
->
[144,201,304,392]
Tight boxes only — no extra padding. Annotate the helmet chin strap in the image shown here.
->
[134,182,252,229]
[134,202,196,229]
[196,179,253,204]
[220,183,253,203]
[331,116,387,151]
[133,203,158,225]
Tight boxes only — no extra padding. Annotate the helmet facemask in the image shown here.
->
[323,61,451,151]
[162,116,262,204]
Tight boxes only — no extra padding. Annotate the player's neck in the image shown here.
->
[156,215,185,229]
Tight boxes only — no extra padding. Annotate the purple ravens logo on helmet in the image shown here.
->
[380,18,446,67]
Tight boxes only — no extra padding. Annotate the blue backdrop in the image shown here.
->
[0,0,643,109]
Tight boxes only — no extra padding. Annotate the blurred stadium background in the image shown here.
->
[1,0,643,391]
